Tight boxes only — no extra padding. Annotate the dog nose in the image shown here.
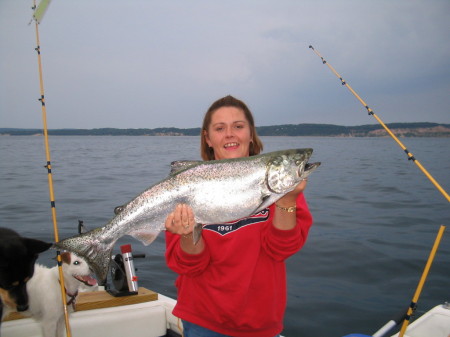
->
[17,304,29,312]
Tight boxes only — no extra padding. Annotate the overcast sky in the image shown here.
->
[1,0,449,129]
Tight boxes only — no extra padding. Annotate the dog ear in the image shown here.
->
[60,252,71,265]
[24,238,52,254]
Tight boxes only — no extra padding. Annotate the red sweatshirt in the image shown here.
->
[165,194,313,337]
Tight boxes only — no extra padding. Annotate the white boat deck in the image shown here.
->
[391,303,450,337]
[3,289,449,337]
[2,290,182,337]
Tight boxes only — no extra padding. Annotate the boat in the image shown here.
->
[3,287,450,337]
[2,287,183,337]
[344,302,450,337]
[388,302,450,337]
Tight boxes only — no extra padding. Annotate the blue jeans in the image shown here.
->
[182,320,281,337]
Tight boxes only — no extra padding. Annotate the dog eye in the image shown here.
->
[73,261,80,265]
[2,281,19,290]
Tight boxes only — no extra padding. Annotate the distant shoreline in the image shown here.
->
[1,122,449,137]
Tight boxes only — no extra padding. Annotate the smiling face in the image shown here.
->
[204,107,252,160]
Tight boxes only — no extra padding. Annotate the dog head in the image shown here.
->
[60,252,97,289]
[0,228,51,312]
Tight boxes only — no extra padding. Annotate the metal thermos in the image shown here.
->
[120,244,139,292]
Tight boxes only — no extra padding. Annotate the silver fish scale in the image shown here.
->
[182,159,270,223]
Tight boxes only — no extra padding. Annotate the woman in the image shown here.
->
[165,95,313,337]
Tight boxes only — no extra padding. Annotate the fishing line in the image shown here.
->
[309,45,450,203]
[398,225,446,337]
[31,1,73,336]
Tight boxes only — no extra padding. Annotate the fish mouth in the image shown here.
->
[74,274,98,287]
[305,162,320,171]
[302,162,321,178]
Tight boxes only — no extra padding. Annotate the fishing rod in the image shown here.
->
[397,224,446,337]
[31,1,73,336]
[309,45,450,203]
[369,224,446,337]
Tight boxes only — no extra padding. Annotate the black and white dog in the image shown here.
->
[0,227,51,322]
[2,250,97,337]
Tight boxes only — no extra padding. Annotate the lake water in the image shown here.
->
[0,136,449,337]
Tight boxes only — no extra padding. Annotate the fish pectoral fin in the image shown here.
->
[249,194,272,215]
[193,223,203,245]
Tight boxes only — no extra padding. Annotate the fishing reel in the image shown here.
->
[77,221,145,297]
[107,244,145,297]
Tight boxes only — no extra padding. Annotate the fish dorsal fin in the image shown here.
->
[114,205,124,215]
[170,160,202,175]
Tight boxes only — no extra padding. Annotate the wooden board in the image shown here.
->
[2,312,26,322]
[75,287,158,311]
[3,287,158,321]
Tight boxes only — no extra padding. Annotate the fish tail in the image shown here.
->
[53,228,116,284]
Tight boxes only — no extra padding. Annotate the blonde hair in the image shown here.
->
[200,95,263,161]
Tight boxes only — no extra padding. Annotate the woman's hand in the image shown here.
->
[165,204,195,235]
[272,179,307,230]
[277,179,307,206]
[165,204,204,254]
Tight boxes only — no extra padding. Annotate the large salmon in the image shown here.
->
[54,148,320,282]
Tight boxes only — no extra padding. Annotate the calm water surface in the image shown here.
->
[0,136,449,337]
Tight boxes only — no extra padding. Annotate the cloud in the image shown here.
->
[0,0,449,128]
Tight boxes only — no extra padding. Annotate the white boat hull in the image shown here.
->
[390,303,450,337]
[1,293,182,337]
[3,288,449,337]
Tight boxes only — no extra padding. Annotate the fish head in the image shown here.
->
[266,148,318,193]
